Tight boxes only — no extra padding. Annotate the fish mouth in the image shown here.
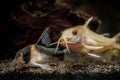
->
[54,37,72,54]
[54,36,81,54]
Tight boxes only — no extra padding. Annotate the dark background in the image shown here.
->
[0,0,120,60]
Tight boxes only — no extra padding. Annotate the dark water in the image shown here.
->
[1,0,120,60]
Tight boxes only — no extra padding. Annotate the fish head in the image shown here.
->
[54,26,84,54]
[55,17,94,53]
[59,27,83,45]
[13,45,31,65]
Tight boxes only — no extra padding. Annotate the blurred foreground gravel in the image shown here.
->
[0,59,120,80]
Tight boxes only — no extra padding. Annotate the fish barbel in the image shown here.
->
[55,17,120,57]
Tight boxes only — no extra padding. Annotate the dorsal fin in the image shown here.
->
[84,17,93,28]
[35,27,51,47]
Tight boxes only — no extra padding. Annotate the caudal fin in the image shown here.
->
[113,32,120,49]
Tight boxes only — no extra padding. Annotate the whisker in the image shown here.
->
[64,38,71,54]
[49,42,57,46]
[54,38,61,54]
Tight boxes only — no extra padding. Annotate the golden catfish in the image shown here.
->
[55,17,120,57]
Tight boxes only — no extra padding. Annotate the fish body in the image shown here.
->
[13,27,65,70]
[56,17,120,57]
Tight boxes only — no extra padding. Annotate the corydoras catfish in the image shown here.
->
[55,17,120,57]
[13,27,65,70]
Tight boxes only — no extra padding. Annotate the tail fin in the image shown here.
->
[113,32,120,49]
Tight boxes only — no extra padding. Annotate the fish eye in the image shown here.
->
[72,30,78,36]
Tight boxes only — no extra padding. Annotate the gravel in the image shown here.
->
[0,59,120,80]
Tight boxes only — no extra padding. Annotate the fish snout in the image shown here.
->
[59,38,66,46]
[13,45,31,65]
[66,37,72,42]
[15,52,26,64]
